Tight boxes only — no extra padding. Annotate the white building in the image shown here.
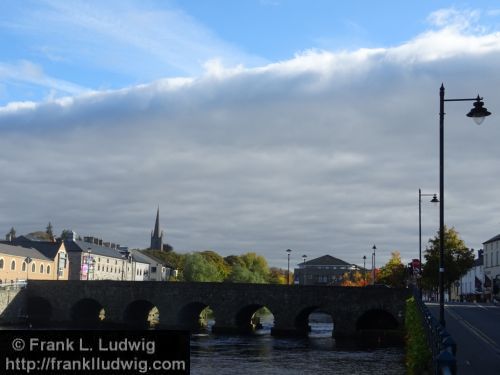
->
[483,234,500,301]
[129,249,175,281]
[459,250,484,302]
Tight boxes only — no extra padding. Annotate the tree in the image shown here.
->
[227,252,270,283]
[200,250,230,279]
[377,251,407,287]
[46,222,54,241]
[267,267,287,284]
[183,253,224,282]
[144,249,185,272]
[340,271,368,287]
[421,226,474,293]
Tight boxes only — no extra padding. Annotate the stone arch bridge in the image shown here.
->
[22,281,410,338]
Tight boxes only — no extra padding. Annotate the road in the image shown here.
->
[426,302,500,375]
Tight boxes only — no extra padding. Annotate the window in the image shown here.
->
[11,260,16,271]
[151,267,157,273]
[40,264,44,273]
[0,258,3,269]
[22,262,27,272]
[47,265,51,274]
[31,263,36,273]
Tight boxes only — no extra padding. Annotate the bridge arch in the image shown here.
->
[294,306,334,336]
[27,296,52,326]
[177,301,213,331]
[123,299,159,328]
[356,309,399,330]
[235,304,275,333]
[70,298,105,327]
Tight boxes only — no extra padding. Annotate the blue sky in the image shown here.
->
[2,1,500,268]
[2,0,500,105]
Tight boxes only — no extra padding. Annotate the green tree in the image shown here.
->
[421,226,474,293]
[183,253,224,282]
[377,251,407,287]
[227,252,270,283]
[200,250,230,279]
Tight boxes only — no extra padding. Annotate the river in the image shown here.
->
[190,316,405,375]
[0,316,406,374]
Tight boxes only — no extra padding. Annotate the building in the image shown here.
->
[129,249,176,281]
[11,236,69,281]
[0,243,57,284]
[293,255,361,286]
[62,231,128,280]
[458,249,484,302]
[150,207,163,251]
[483,234,500,301]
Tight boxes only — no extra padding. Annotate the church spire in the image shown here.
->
[153,206,160,238]
[150,206,164,250]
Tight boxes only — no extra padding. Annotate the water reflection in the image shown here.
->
[191,315,405,375]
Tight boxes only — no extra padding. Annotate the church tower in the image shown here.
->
[150,206,163,250]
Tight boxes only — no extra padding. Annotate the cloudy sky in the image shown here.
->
[1,0,500,269]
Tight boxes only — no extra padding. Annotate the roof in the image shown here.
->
[132,249,175,268]
[10,236,63,259]
[0,242,52,261]
[64,240,125,260]
[128,249,152,264]
[302,255,351,266]
[483,234,500,245]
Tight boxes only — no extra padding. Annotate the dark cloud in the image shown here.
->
[2,25,500,268]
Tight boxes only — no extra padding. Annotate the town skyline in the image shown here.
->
[2,2,500,269]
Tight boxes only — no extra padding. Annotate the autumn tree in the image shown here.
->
[340,271,368,287]
[377,251,407,288]
[183,253,224,282]
[421,226,474,293]
[267,267,287,284]
[200,250,230,279]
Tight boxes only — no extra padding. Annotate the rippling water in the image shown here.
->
[0,317,406,374]
[191,318,405,375]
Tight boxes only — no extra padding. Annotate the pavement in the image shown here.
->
[426,302,500,375]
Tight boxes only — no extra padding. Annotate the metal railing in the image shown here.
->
[413,288,457,374]
[0,280,27,290]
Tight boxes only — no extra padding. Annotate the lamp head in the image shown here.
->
[430,194,439,204]
[466,95,491,125]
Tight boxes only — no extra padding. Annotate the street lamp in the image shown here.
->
[371,245,377,285]
[419,189,439,275]
[302,254,307,285]
[286,249,292,285]
[438,84,491,327]
[86,249,92,281]
[363,255,367,283]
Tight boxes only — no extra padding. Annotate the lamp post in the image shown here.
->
[419,189,439,276]
[363,255,366,284]
[86,249,92,281]
[438,84,491,327]
[25,257,32,282]
[371,245,377,285]
[286,249,292,285]
[302,254,307,285]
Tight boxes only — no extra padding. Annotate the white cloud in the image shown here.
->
[1,8,500,268]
